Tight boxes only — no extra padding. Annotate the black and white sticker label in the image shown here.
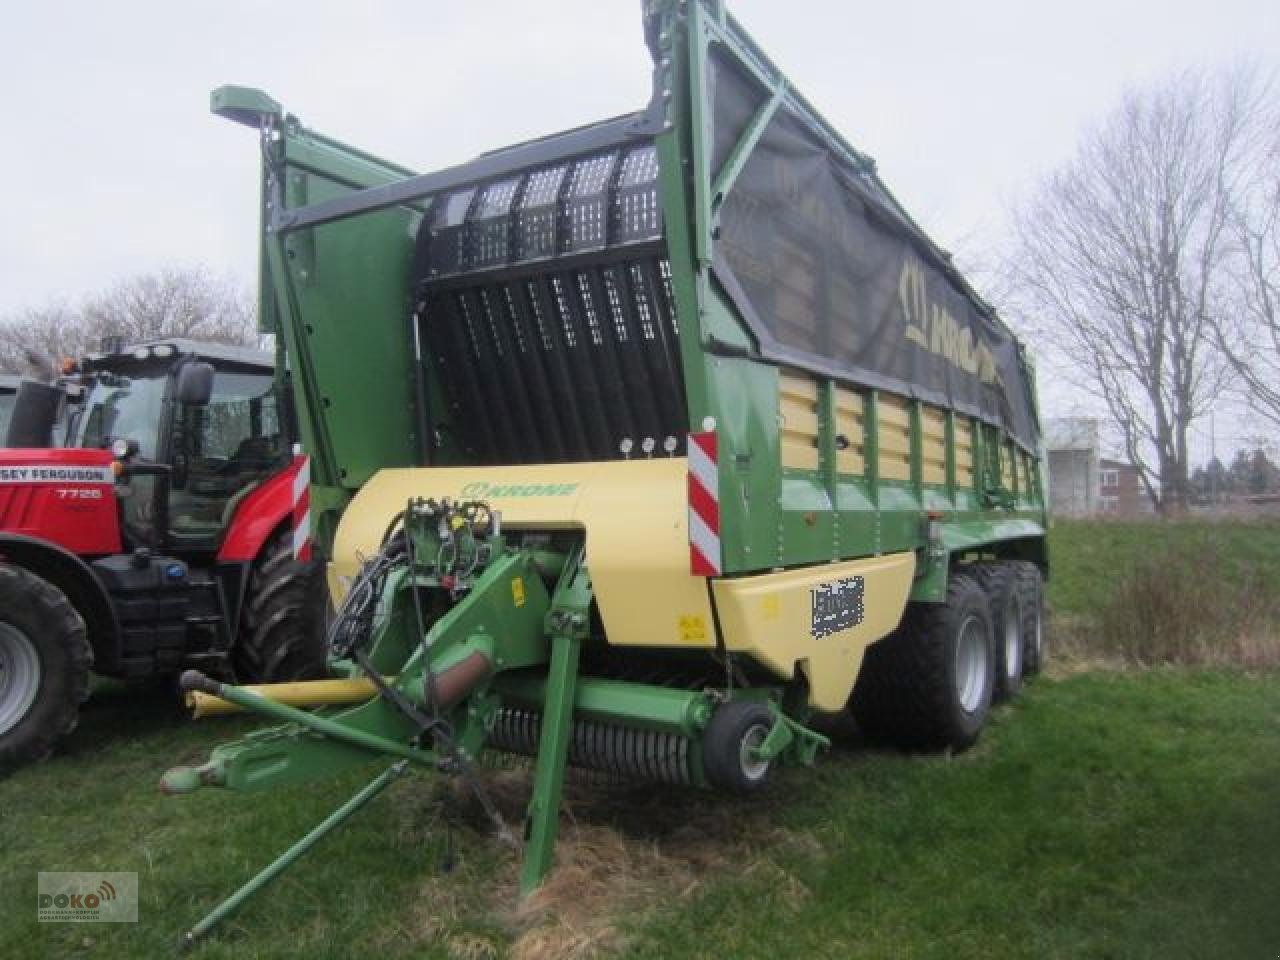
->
[0,465,114,484]
[811,575,866,639]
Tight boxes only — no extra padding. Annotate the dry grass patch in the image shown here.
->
[505,775,806,960]
[1047,517,1280,670]
[1044,613,1129,677]
[1047,537,1280,670]
[386,767,821,959]
[1095,542,1280,667]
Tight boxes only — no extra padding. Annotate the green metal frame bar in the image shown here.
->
[698,9,876,176]
[183,761,407,947]
[750,702,830,766]
[909,400,924,492]
[519,547,591,895]
[973,417,986,496]
[944,410,957,500]
[494,674,713,738]
[864,391,881,510]
[651,0,713,430]
[264,237,343,493]
[519,631,580,896]
[710,80,786,210]
[685,0,713,268]
[207,675,434,762]
[819,381,839,535]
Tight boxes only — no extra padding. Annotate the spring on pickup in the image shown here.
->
[489,707,694,786]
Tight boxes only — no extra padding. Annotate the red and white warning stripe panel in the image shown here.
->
[291,453,312,562]
[687,429,721,576]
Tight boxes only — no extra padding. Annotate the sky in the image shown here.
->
[1,0,1276,453]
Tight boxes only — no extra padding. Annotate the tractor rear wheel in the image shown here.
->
[0,564,91,772]
[851,572,995,751]
[234,534,328,683]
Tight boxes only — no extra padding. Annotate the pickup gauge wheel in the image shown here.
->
[702,700,775,794]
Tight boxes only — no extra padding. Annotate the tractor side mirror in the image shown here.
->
[176,362,215,407]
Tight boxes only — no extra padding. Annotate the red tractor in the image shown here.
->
[0,339,326,770]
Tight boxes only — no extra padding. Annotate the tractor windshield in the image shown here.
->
[78,373,169,458]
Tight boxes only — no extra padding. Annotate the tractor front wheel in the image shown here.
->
[0,564,91,772]
[234,535,328,683]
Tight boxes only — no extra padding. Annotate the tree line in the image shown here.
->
[1191,447,1280,503]
[1003,64,1278,515]
[0,266,258,375]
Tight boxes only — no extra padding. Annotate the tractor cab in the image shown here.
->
[1,338,324,771]
[61,339,292,554]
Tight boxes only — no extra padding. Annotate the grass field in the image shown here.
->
[2,520,1279,959]
[1046,516,1280,618]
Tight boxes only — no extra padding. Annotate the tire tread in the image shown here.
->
[851,572,993,751]
[0,564,92,771]
[1015,562,1046,675]
[234,535,327,683]
[968,562,1023,700]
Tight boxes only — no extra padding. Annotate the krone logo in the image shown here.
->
[899,258,1000,386]
[459,481,579,499]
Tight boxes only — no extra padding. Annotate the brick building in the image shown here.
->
[1097,457,1155,516]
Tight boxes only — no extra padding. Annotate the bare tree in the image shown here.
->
[1214,124,1280,427]
[0,301,92,375]
[0,265,257,375]
[80,266,257,347]
[1006,66,1274,514]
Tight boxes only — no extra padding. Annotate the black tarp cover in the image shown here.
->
[707,49,1040,452]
